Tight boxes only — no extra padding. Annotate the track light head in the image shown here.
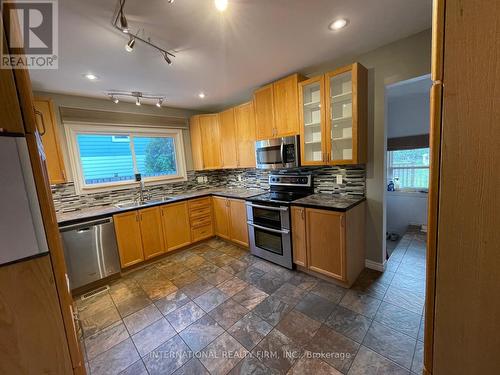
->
[163,52,172,65]
[156,98,163,108]
[168,0,174,3]
[125,37,135,52]
[111,95,119,104]
[135,97,141,106]
[120,12,129,33]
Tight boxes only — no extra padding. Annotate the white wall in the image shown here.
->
[387,191,428,235]
[388,92,430,138]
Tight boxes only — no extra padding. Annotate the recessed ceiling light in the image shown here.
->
[329,18,349,31]
[198,92,206,99]
[214,0,228,12]
[84,73,98,80]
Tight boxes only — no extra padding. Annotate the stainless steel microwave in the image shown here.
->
[255,135,300,170]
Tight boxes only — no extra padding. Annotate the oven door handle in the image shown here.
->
[245,202,288,211]
[247,221,290,234]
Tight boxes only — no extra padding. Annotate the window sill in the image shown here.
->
[387,190,428,197]
[77,175,187,195]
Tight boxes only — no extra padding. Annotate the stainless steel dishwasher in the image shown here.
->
[60,217,121,290]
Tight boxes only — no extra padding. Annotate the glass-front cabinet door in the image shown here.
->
[299,76,326,165]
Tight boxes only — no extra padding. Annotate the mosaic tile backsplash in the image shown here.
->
[51,166,365,213]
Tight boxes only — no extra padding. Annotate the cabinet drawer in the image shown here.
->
[191,223,213,242]
[189,206,212,219]
[188,197,211,211]
[190,215,212,228]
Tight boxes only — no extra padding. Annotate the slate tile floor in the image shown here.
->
[78,230,426,375]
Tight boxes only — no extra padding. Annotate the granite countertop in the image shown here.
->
[291,193,366,211]
[57,187,265,226]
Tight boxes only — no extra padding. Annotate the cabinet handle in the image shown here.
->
[341,215,345,227]
[34,109,46,136]
[301,209,305,220]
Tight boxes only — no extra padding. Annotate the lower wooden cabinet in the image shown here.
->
[160,202,191,251]
[138,207,165,260]
[114,210,144,268]
[212,196,249,247]
[291,203,365,286]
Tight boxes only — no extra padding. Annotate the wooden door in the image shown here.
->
[139,206,165,260]
[219,108,238,168]
[0,255,73,374]
[199,114,222,169]
[212,196,230,239]
[254,84,275,140]
[234,101,256,168]
[324,63,367,165]
[273,74,304,137]
[291,206,307,267]
[306,208,345,281]
[114,211,144,268]
[34,99,66,184]
[190,116,204,170]
[426,1,500,374]
[299,76,327,166]
[161,202,191,251]
[228,199,249,247]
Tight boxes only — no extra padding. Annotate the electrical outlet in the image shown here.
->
[336,174,343,185]
[197,176,204,183]
[238,175,242,182]
[203,176,208,183]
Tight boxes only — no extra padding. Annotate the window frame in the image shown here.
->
[387,148,430,192]
[65,122,187,194]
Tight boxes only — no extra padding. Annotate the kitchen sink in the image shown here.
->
[114,201,141,209]
[114,197,173,209]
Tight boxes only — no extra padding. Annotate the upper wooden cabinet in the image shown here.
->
[254,74,305,140]
[199,114,223,170]
[254,84,275,140]
[34,98,66,184]
[234,101,256,168]
[189,116,204,171]
[219,108,238,169]
[299,63,367,166]
[0,61,24,135]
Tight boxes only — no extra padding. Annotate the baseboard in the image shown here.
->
[365,259,386,272]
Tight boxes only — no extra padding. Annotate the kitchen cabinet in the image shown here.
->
[212,196,230,240]
[291,202,365,286]
[114,210,144,268]
[254,74,305,140]
[0,56,24,135]
[160,202,191,251]
[299,63,367,166]
[254,83,275,140]
[199,114,222,169]
[228,198,249,247]
[234,101,256,168]
[189,115,204,170]
[138,206,165,260]
[212,196,249,247]
[188,197,214,242]
[34,98,66,184]
[291,206,307,267]
[219,108,238,168]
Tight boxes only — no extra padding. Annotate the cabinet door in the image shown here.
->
[199,114,222,169]
[139,206,165,260]
[114,211,144,268]
[234,101,256,168]
[325,63,367,165]
[299,76,327,166]
[190,116,204,170]
[273,74,303,137]
[0,53,24,135]
[291,206,307,267]
[161,202,191,251]
[254,84,275,140]
[212,196,230,239]
[34,99,66,184]
[306,208,345,281]
[219,108,238,168]
[228,199,249,247]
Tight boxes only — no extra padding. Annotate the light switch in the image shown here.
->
[336,174,343,185]
[238,175,242,182]
[197,176,204,183]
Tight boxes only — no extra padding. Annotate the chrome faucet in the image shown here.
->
[135,173,148,204]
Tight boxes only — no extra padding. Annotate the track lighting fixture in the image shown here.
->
[125,37,135,52]
[107,91,165,107]
[112,0,175,65]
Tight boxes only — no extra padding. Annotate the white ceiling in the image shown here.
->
[30,0,432,110]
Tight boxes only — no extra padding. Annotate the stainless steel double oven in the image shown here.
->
[246,174,313,269]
